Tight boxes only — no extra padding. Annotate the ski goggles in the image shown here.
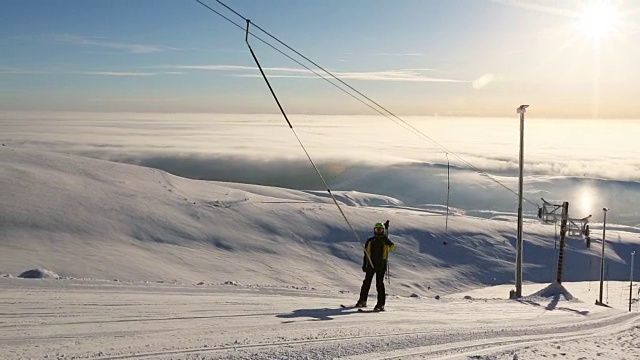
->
[374,227,385,234]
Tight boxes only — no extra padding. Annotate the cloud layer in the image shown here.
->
[1,112,638,225]
[47,34,177,54]
[171,64,467,83]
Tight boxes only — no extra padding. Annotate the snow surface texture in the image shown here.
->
[2,147,639,294]
[0,278,638,359]
[1,146,639,359]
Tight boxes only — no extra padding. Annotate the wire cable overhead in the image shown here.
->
[193,0,541,210]
[243,19,376,269]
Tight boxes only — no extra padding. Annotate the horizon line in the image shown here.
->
[1,109,638,121]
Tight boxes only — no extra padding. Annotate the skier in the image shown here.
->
[355,222,396,311]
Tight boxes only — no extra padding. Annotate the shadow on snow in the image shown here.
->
[276,306,358,322]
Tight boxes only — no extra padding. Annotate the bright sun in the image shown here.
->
[580,3,620,38]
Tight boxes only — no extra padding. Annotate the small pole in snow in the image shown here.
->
[630,251,635,312]
[597,207,609,306]
[555,202,569,284]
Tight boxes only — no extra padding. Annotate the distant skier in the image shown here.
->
[355,222,396,312]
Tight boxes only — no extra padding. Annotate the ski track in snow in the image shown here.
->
[1,279,638,360]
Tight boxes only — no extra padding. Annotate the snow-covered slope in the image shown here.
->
[1,146,639,295]
[2,146,640,360]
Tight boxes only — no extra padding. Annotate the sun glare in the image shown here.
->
[575,186,598,218]
[580,3,620,38]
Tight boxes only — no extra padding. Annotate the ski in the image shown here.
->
[340,304,366,309]
[357,308,386,313]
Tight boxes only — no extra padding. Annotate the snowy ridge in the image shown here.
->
[2,146,639,295]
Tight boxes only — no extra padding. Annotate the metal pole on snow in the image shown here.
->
[597,207,609,305]
[630,251,635,312]
[513,105,529,299]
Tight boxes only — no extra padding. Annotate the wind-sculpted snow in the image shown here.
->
[1,145,640,360]
[1,146,639,295]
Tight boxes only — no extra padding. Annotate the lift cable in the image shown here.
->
[194,0,540,210]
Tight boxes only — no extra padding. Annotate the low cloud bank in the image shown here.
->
[2,113,638,225]
[87,151,640,226]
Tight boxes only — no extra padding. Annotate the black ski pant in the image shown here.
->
[358,266,386,307]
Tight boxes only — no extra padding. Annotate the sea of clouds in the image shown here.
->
[2,111,638,226]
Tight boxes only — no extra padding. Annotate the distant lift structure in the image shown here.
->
[538,198,591,247]
[568,215,591,239]
[538,198,563,224]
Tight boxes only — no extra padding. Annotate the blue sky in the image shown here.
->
[1,0,639,117]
